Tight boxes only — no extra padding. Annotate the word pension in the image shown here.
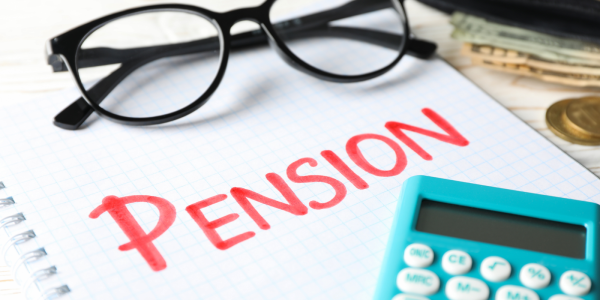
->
[90,108,469,271]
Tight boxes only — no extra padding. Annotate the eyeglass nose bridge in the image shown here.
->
[217,4,271,30]
[212,4,336,83]
[213,4,307,81]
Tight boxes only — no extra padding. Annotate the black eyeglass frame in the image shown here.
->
[46,0,436,129]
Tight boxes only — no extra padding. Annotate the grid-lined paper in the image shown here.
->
[1,44,600,299]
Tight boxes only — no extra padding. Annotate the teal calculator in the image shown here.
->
[374,176,598,300]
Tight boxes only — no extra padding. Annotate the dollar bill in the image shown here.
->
[470,58,600,87]
[451,12,600,66]
[462,43,600,75]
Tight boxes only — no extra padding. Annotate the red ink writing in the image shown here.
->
[231,173,308,230]
[385,108,469,161]
[89,195,176,272]
[90,108,470,272]
[321,150,369,190]
[186,194,255,250]
[346,134,407,177]
[287,157,347,210]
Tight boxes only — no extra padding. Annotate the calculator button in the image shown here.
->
[548,295,584,300]
[442,250,472,275]
[495,285,539,300]
[519,263,551,289]
[403,243,434,268]
[397,268,440,296]
[559,270,591,296]
[480,256,511,282]
[391,294,430,300]
[445,276,489,300]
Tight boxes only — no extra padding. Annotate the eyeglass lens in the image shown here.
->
[76,11,222,119]
[269,0,406,76]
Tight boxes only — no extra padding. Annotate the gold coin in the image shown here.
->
[564,96,600,138]
[546,99,600,145]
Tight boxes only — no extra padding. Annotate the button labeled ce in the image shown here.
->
[442,250,472,275]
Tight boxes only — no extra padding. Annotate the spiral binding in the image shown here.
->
[1,182,70,299]
[2,230,36,265]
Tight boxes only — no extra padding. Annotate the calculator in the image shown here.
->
[374,176,598,300]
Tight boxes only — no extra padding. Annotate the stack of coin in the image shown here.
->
[546,96,600,145]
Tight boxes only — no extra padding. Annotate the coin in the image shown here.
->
[546,99,600,146]
[564,96,600,138]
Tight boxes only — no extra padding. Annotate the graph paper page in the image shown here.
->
[1,46,600,299]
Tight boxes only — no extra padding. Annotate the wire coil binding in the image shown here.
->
[2,229,36,266]
[0,182,71,299]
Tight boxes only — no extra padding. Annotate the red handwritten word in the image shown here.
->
[287,158,346,210]
[385,108,469,160]
[347,134,407,177]
[320,150,369,190]
[90,108,468,271]
[89,195,176,271]
[186,194,255,250]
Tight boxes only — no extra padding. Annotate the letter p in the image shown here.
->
[89,195,176,271]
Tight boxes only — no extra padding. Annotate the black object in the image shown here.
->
[417,0,600,45]
[46,0,437,130]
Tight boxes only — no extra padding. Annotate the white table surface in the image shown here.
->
[1,0,599,299]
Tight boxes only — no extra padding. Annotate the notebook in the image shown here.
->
[1,39,600,300]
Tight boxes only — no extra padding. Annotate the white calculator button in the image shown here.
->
[442,250,472,275]
[397,268,440,296]
[480,256,511,282]
[559,270,591,296]
[391,294,430,300]
[495,285,539,300]
[445,276,489,300]
[548,295,584,300]
[403,243,434,268]
[519,263,551,289]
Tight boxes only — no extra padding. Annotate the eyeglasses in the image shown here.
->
[46,0,436,130]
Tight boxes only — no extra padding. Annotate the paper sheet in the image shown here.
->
[1,40,599,300]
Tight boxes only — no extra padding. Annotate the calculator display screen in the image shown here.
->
[415,200,586,259]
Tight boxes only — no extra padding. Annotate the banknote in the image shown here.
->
[470,58,600,87]
[462,43,600,75]
[451,12,600,66]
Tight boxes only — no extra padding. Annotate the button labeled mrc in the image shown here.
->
[397,268,440,296]
[403,243,434,268]
[442,250,472,275]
